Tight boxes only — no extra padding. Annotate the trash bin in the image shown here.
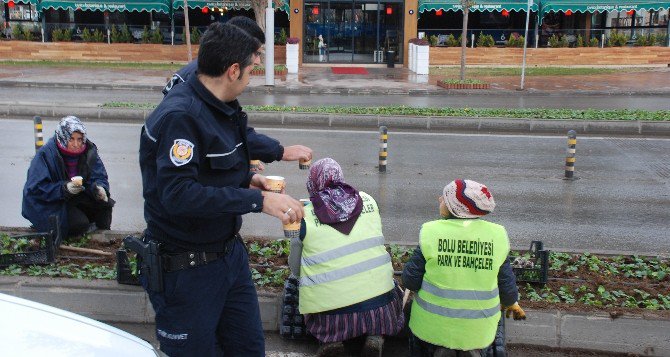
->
[386,50,395,68]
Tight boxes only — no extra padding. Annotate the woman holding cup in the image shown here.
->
[22,116,114,239]
[288,158,404,356]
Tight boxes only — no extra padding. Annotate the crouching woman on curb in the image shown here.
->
[288,158,404,357]
[403,179,525,357]
[22,116,114,238]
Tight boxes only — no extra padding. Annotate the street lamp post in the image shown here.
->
[184,0,192,61]
[520,0,532,90]
[265,0,275,86]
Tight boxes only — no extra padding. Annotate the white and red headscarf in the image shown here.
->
[443,179,496,219]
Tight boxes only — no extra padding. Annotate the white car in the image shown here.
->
[0,293,166,356]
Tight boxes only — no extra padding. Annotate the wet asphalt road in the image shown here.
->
[1,86,669,110]
[2,118,669,254]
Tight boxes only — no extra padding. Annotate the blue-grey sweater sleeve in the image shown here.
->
[401,245,425,291]
[497,259,519,306]
[246,127,284,163]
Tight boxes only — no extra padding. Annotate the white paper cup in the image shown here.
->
[283,221,301,239]
[71,176,83,186]
[266,176,285,193]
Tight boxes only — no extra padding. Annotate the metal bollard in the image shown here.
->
[34,116,44,152]
[379,126,387,173]
[564,130,576,179]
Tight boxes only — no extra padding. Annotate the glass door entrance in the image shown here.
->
[304,0,402,64]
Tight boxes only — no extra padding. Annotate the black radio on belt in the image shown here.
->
[123,235,164,293]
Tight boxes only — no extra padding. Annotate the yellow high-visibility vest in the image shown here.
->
[299,192,394,314]
[409,219,509,350]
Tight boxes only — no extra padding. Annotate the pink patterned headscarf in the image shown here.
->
[307,158,363,234]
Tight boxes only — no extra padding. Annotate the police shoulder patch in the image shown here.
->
[170,139,195,166]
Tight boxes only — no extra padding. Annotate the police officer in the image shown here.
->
[139,22,304,356]
[402,179,526,357]
[162,16,312,172]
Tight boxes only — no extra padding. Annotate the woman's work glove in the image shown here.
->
[65,181,84,195]
[95,184,109,202]
[503,302,526,320]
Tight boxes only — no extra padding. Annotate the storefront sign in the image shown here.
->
[73,2,126,10]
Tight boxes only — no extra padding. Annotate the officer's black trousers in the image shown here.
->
[144,238,264,357]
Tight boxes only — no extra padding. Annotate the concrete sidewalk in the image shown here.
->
[1,64,670,95]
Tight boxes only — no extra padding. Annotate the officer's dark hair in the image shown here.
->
[197,22,261,78]
[227,16,265,44]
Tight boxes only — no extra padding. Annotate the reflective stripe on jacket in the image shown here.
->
[409,219,509,350]
[299,192,394,314]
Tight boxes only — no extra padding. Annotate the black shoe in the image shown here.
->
[85,223,98,234]
[317,341,345,357]
[361,335,383,357]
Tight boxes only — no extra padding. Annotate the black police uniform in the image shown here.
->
[140,74,265,356]
[163,61,285,164]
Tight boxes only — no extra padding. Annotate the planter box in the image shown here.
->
[437,81,491,90]
[416,45,429,75]
[286,43,299,74]
[0,41,288,64]
[408,42,415,72]
[251,68,288,76]
[429,47,670,66]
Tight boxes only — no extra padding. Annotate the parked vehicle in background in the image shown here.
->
[0,293,165,357]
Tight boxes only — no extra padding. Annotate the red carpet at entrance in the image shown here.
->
[331,67,369,75]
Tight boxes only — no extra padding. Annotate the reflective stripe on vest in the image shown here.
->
[301,235,384,267]
[414,294,500,319]
[409,218,509,351]
[420,280,499,301]
[300,253,391,287]
[298,192,394,314]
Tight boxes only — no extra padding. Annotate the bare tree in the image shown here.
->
[250,0,285,33]
[184,0,192,61]
[459,0,475,80]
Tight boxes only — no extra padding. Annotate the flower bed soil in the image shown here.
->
[2,233,669,319]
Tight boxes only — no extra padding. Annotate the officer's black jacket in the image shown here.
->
[163,61,284,163]
[140,75,264,253]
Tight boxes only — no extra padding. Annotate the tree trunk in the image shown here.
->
[252,0,267,33]
[459,7,469,80]
[183,0,192,61]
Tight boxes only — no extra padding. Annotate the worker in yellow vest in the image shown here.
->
[289,158,404,357]
[402,179,526,356]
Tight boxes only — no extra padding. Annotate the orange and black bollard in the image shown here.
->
[34,116,44,153]
[564,130,576,179]
[379,126,387,173]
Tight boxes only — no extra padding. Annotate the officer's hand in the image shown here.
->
[65,181,84,195]
[250,173,287,194]
[250,161,265,173]
[504,302,526,320]
[261,191,304,224]
[282,145,313,162]
[94,184,108,202]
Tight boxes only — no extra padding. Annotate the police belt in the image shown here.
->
[161,235,238,273]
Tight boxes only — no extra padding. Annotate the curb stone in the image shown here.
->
[0,276,668,356]
[1,104,668,136]
[2,80,670,96]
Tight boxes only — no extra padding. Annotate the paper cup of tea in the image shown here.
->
[283,221,301,239]
[71,176,83,186]
[299,158,312,170]
[249,160,261,171]
[266,176,285,193]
